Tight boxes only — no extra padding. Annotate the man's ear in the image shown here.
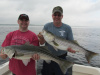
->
[61,15,63,19]
[52,14,53,18]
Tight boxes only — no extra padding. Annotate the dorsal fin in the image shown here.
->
[40,46,51,53]
[71,40,79,45]
[24,42,34,46]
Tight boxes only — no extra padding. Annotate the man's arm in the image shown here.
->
[0,48,7,59]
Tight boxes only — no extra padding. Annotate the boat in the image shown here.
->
[0,61,100,75]
[0,62,10,75]
[73,64,100,75]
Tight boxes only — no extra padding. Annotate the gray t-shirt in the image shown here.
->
[43,22,74,56]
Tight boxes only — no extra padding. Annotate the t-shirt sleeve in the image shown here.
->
[43,23,49,30]
[67,26,74,40]
[1,32,13,47]
[31,33,39,46]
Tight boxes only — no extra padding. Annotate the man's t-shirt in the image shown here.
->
[44,22,74,56]
[2,30,39,75]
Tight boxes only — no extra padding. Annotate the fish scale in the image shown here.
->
[3,44,73,74]
[41,30,98,63]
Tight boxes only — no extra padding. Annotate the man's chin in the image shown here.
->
[21,26,27,30]
[55,21,61,24]
[21,25,28,28]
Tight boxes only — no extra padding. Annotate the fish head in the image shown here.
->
[41,30,47,36]
[41,30,55,42]
[3,46,16,59]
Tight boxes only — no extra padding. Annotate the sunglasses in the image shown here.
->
[53,14,62,17]
[20,19,29,21]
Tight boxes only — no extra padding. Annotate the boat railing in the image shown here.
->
[0,61,100,75]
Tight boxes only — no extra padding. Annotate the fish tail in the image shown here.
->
[58,59,73,74]
[85,50,98,63]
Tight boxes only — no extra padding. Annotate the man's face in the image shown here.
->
[18,19,29,30]
[52,12,63,24]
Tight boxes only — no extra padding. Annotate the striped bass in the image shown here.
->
[2,43,73,74]
[40,30,98,63]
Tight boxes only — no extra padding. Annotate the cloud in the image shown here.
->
[0,0,100,27]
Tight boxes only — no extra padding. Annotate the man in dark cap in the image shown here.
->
[38,6,75,75]
[0,14,40,75]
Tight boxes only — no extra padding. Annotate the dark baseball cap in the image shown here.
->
[18,14,29,20]
[52,6,63,14]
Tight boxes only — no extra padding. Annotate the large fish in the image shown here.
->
[2,43,73,74]
[40,30,98,63]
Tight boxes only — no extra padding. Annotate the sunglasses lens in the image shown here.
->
[54,14,61,17]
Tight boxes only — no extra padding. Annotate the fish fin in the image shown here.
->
[58,59,74,74]
[40,46,51,53]
[85,50,99,63]
[24,42,30,45]
[45,60,51,64]
[41,45,58,51]
[16,53,24,56]
[24,42,34,46]
[71,40,80,45]
[52,41,59,46]
[53,47,58,51]
[22,59,30,66]
[5,50,15,59]
[41,46,48,50]
[9,53,15,59]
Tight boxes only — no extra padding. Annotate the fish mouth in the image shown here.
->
[41,30,45,34]
[39,30,45,36]
[39,32,42,35]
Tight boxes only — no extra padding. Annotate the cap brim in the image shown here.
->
[19,17,29,20]
[53,10,62,14]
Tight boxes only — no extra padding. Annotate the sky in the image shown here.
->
[0,0,100,27]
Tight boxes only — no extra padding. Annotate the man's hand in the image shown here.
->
[0,53,7,59]
[32,54,40,60]
[67,48,76,53]
[37,32,45,45]
[0,48,7,59]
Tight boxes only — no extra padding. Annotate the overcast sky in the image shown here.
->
[0,0,100,26]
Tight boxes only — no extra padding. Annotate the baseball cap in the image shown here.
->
[52,6,63,14]
[18,14,29,20]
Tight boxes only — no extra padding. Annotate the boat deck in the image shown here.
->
[3,70,11,75]
[0,62,100,75]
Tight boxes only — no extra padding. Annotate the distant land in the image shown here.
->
[0,24,43,26]
[0,24,100,28]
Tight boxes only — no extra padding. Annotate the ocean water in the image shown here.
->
[0,25,100,71]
